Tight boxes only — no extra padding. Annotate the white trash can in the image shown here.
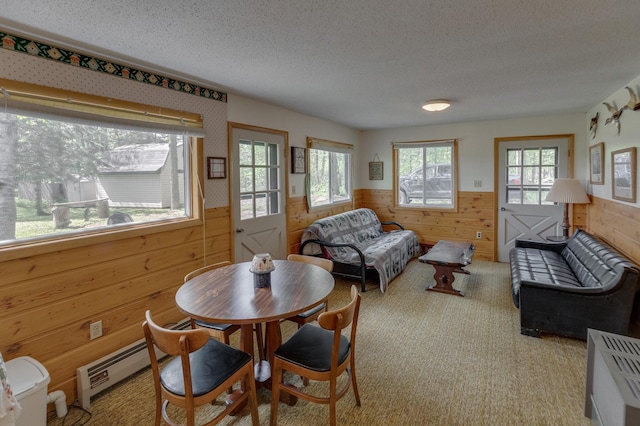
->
[5,357,50,426]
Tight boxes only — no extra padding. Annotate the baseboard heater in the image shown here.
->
[77,317,191,409]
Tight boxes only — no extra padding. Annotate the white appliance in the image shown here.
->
[5,356,50,426]
[585,329,640,425]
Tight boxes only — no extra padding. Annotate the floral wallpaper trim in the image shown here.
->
[1,30,227,103]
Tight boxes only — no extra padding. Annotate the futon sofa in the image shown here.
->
[510,229,640,340]
[300,208,420,293]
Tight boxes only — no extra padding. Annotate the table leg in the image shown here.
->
[426,265,469,297]
[239,324,255,355]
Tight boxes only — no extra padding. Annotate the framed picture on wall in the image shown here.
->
[291,146,306,174]
[369,161,383,180]
[589,142,604,185]
[611,147,636,202]
[207,157,226,179]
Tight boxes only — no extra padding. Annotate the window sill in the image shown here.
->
[0,216,203,261]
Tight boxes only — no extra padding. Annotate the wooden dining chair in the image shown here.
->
[284,254,334,328]
[142,310,259,426]
[270,285,362,426]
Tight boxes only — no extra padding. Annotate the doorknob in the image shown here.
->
[500,207,507,211]
[236,228,244,233]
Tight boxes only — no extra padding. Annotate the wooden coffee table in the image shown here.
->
[418,240,475,297]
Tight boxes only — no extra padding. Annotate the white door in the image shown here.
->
[496,136,570,262]
[231,126,287,262]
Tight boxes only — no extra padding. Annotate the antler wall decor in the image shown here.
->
[603,102,623,135]
[623,86,640,111]
[590,112,599,139]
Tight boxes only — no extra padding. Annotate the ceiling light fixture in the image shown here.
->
[422,99,451,112]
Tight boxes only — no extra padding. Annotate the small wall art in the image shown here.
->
[611,147,636,202]
[207,157,226,179]
[589,142,604,185]
[368,154,383,180]
[291,146,306,174]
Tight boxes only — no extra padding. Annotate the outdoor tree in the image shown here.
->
[0,113,18,241]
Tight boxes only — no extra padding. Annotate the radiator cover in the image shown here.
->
[585,329,640,425]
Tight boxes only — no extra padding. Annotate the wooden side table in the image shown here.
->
[418,240,475,297]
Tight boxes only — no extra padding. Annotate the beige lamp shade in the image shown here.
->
[545,178,590,204]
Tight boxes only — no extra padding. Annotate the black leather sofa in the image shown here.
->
[510,229,640,340]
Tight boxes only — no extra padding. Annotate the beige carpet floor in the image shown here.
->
[48,260,591,425]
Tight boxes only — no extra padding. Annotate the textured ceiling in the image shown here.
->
[2,1,640,130]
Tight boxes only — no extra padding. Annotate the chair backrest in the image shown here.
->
[318,285,360,332]
[184,260,232,283]
[143,310,210,357]
[287,254,334,272]
[318,285,361,371]
[142,310,211,402]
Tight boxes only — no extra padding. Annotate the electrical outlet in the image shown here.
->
[90,320,103,340]
[476,231,482,239]
[292,185,296,195]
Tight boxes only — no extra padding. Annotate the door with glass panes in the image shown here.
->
[496,136,571,262]
[231,125,287,262]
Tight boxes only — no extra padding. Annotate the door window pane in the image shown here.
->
[505,146,558,205]
[239,140,280,220]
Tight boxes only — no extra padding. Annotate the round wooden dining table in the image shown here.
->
[175,259,335,404]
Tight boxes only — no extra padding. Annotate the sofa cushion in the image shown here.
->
[510,247,581,307]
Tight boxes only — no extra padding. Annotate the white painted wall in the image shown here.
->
[227,93,362,197]
[360,114,586,192]
[585,74,640,207]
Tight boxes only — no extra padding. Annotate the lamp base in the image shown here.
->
[560,203,571,238]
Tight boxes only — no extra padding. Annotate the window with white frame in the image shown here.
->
[0,82,203,246]
[306,137,353,208]
[394,139,457,209]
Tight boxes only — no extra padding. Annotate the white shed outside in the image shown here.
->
[97,143,184,208]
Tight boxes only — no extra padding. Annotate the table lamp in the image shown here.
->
[545,178,590,238]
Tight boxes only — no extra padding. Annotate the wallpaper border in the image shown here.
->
[1,30,227,103]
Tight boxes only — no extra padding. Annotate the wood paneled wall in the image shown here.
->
[287,189,495,261]
[287,196,356,255]
[587,196,640,265]
[5,188,634,410]
[0,207,230,403]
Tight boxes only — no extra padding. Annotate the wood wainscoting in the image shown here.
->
[0,206,231,403]
[360,189,495,261]
[287,190,495,261]
[587,196,640,266]
[287,196,356,256]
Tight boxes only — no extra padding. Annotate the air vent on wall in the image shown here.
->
[585,329,640,425]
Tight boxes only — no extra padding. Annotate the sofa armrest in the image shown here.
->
[380,221,405,231]
[300,239,367,292]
